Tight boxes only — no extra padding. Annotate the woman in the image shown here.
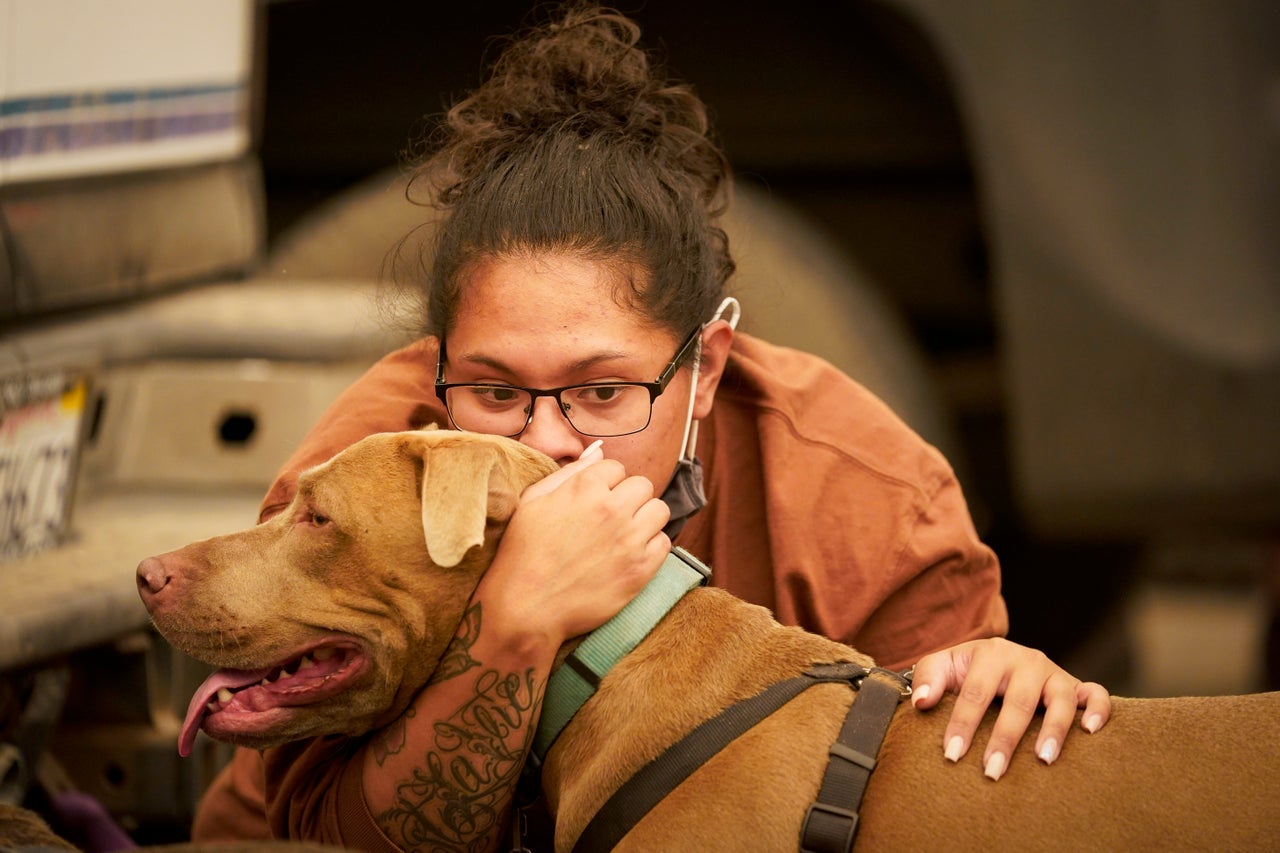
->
[194,5,1108,849]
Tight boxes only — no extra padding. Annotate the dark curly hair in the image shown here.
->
[407,2,735,340]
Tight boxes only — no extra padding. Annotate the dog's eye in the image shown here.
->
[308,511,330,527]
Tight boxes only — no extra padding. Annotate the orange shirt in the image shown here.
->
[193,332,1007,843]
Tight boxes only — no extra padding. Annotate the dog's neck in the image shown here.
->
[533,548,712,765]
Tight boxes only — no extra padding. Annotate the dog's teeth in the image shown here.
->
[260,676,273,686]
[207,701,219,712]
[217,688,234,703]
[313,648,335,662]
[278,668,293,680]
[298,655,315,669]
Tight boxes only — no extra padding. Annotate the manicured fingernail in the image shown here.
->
[984,751,1007,781]
[911,683,931,705]
[1083,714,1101,733]
[945,736,964,763]
[1038,738,1059,764]
[580,440,604,460]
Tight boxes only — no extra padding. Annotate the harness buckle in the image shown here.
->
[866,666,914,698]
[509,804,533,853]
[800,801,859,853]
[804,662,913,698]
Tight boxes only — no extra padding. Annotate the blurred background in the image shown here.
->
[3,0,1278,844]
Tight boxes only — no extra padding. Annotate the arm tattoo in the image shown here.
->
[433,602,484,684]
[369,603,482,768]
[374,602,546,852]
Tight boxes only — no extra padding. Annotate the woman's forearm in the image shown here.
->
[361,597,558,852]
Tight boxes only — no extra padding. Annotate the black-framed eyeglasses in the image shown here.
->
[434,325,701,438]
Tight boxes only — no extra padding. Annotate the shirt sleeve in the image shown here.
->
[261,738,401,851]
[849,467,1008,672]
[190,747,271,842]
[764,444,1007,674]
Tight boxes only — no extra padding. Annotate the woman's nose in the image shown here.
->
[519,395,588,462]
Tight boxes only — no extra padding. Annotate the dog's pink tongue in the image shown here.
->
[180,666,274,757]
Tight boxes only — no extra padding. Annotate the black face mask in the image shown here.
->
[660,455,706,539]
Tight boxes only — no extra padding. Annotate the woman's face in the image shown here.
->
[442,251,730,492]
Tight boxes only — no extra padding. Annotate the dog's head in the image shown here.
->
[137,428,558,755]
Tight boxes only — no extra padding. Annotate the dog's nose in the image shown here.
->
[136,556,172,598]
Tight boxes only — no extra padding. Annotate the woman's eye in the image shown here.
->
[587,386,619,402]
[470,386,525,407]
[574,385,629,405]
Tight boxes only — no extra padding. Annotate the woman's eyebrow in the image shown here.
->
[456,349,633,377]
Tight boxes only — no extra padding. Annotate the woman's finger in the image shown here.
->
[521,440,607,501]
[939,645,1003,765]
[1029,672,1082,766]
[1078,681,1112,733]
[979,661,1051,779]
[909,650,953,711]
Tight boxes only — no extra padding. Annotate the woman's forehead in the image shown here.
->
[454,254,667,335]
[449,299,675,385]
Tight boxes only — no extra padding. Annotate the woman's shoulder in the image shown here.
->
[713,333,955,495]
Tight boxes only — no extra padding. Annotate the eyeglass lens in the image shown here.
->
[444,384,653,437]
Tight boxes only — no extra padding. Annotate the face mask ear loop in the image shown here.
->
[713,296,742,332]
[678,297,742,462]
[678,338,703,462]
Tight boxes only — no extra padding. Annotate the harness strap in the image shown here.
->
[799,669,910,853]
[569,662,881,853]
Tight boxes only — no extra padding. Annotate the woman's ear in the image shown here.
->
[692,320,735,420]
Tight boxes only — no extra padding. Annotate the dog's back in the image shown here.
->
[544,587,1280,851]
[862,690,1279,851]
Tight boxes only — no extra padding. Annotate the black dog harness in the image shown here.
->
[569,662,911,853]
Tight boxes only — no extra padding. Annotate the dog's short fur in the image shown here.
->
[139,429,1280,850]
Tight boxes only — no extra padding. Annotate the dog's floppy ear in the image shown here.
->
[417,439,522,568]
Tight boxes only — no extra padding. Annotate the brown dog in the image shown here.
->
[138,429,1280,851]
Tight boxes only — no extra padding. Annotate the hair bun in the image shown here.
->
[476,9,652,135]
[432,4,726,212]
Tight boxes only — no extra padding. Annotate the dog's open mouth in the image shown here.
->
[180,642,366,756]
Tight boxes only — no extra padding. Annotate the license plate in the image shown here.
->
[1,370,90,562]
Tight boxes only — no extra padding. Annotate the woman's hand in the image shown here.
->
[909,638,1111,780]
[477,442,671,653]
